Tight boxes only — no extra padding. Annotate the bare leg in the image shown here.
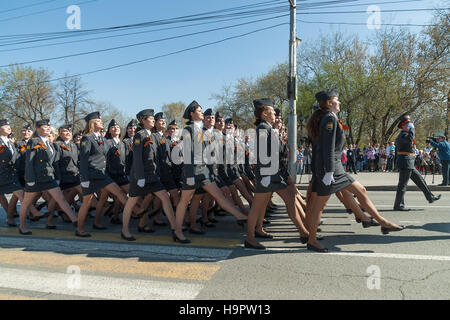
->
[245,193,271,246]
[306,195,330,249]
[275,187,309,238]
[233,178,253,205]
[228,185,248,215]
[202,182,247,220]
[18,192,38,233]
[174,189,195,240]
[189,194,203,231]
[122,196,139,238]
[77,194,94,234]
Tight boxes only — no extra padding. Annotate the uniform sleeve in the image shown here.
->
[132,132,144,180]
[320,115,337,173]
[53,142,61,182]
[24,139,36,183]
[79,136,91,182]
[182,126,195,179]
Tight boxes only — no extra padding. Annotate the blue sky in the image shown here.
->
[0,0,446,119]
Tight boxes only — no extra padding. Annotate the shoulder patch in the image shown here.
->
[81,141,87,147]
[135,138,140,145]
[326,122,334,131]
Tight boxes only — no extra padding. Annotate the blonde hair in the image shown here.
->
[83,119,97,135]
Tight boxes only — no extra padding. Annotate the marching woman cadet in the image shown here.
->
[0,119,38,227]
[120,109,177,241]
[18,119,78,235]
[46,124,83,228]
[174,101,248,243]
[100,119,130,226]
[123,119,137,177]
[244,99,310,250]
[306,90,405,252]
[76,112,143,237]
[166,120,183,191]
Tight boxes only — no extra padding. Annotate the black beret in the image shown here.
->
[203,108,213,117]
[154,112,166,121]
[23,124,33,131]
[73,131,83,137]
[0,119,10,126]
[127,119,138,127]
[274,108,281,117]
[253,98,274,108]
[36,119,50,127]
[225,118,233,125]
[59,124,72,131]
[84,112,101,122]
[168,120,178,127]
[183,100,200,120]
[315,89,338,102]
[215,112,223,119]
[398,114,411,128]
[136,109,154,120]
[108,119,119,130]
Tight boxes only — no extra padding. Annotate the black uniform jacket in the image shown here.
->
[152,131,174,182]
[0,138,20,185]
[130,129,160,183]
[53,140,80,184]
[254,120,282,182]
[25,137,60,184]
[79,134,109,182]
[181,123,210,179]
[395,128,416,169]
[315,112,346,177]
[105,138,127,178]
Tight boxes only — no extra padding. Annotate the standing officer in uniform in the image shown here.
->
[393,114,441,211]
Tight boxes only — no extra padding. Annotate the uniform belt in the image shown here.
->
[397,152,416,156]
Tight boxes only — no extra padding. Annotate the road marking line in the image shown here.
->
[0,250,220,281]
[0,237,233,262]
[325,204,450,209]
[0,227,240,249]
[0,267,203,300]
[255,247,450,261]
[0,294,44,300]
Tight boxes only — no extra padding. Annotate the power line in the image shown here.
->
[0,14,289,67]
[296,7,450,14]
[14,22,285,84]
[297,18,438,26]
[0,0,60,14]
[299,0,429,10]
[0,4,289,45]
[0,0,99,23]
[0,12,288,53]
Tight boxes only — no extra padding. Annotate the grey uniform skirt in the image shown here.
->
[81,176,114,196]
[315,171,354,196]
[0,176,22,194]
[25,180,59,193]
[254,173,287,194]
[129,178,165,197]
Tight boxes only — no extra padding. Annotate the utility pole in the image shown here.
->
[287,0,298,180]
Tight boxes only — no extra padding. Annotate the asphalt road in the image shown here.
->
[0,189,449,300]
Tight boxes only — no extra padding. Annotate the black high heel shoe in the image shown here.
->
[381,225,405,235]
[255,231,273,239]
[19,228,32,235]
[121,232,136,241]
[306,243,328,253]
[172,230,191,244]
[198,218,215,228]
[362,218,380,228]
[188,228,205,235]
[138,225,155,233]
[244,240,265,250]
